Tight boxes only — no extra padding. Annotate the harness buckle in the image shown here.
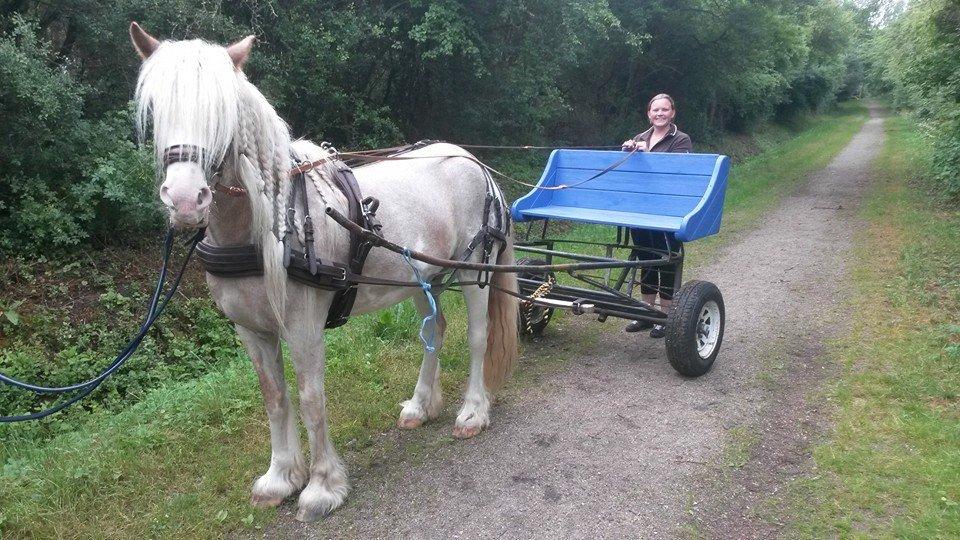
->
[320,141,340,160]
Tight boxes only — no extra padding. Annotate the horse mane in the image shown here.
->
[134,38,294,325]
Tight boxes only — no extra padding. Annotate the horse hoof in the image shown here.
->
[295,506,328,523]
[453,424,482,439]
[250,465,307,509]
[251,494,284,508]
[397,415,424,429]
[296,474,348,522]
[295,492,343,523]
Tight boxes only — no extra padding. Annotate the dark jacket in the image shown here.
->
[631,123,693,153]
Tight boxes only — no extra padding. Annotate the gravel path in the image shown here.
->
[266,107,884,539]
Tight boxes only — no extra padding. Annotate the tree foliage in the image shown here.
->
[869,0,960,201]
[0,0,862,255]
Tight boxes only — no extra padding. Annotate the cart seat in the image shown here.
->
[511,150,730,242]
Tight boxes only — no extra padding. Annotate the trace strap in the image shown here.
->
[403,249,438,353]
[0,229,201,423]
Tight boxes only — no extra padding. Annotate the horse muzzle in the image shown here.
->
[160,162,213,229]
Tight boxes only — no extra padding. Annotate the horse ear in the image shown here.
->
[226,35,255,71]
[129,22,160,60]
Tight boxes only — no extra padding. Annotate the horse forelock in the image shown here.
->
[134,39,241,174]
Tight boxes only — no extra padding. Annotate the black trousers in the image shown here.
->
[630,229,682,300]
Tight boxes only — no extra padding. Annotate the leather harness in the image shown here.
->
[190,142,508,329]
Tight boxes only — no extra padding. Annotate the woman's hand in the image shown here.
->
[622,139,646,152]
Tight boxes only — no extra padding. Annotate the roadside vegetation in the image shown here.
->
[866,0,960,202]
[790,116,960,537]
[1,0,870,255]
[0,295,478,538]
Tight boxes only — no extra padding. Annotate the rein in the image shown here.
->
[333,145,639,191]
[0,230,202,423]
[325,206,667,273]
[228,141,640,197]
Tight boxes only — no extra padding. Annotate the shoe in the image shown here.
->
[625,320,654,333]
[650,324,665,339]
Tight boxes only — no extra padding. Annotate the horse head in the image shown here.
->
[129,22,254,230]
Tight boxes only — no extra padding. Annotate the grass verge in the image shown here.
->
[788,115,960,537]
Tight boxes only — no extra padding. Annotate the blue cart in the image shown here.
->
[511,149,731,376]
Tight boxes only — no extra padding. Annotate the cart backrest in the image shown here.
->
[511,150,730,242]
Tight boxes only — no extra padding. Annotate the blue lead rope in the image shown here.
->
[402,249,437,353]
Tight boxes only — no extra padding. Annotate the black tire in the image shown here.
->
[517,257,555,335]
[664,280,725,377]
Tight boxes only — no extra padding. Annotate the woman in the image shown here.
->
[621,93,691,337]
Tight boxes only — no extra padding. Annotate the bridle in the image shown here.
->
[161,144,247,197]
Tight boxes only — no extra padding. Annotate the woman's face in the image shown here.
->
[648,98,675,129]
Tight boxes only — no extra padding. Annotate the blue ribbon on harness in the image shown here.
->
[403,249,437,353]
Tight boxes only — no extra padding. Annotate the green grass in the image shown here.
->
[788,115,960,538]
[0,295,476,537]
[722,425,761,470]
[0,102,870,538]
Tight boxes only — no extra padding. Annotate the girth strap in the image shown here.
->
[325,160,378,328]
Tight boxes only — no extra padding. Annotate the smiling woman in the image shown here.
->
[621,93,693,154]
[621,93,693,337]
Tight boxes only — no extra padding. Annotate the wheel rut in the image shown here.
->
[265,107,884,539]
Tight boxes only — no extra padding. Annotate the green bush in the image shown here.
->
[0,275,242,450]
[871,0,960,201]
[0,17,162,255]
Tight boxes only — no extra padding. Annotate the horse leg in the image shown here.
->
[453,277,492,439]
[285,311,349,522]
[398,296,446,429]
[235,325,308,508]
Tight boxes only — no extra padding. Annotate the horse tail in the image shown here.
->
[483,235,520,392]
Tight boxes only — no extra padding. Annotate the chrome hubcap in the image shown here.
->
[696,300,721,358]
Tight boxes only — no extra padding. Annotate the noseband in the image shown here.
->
[161,144,247,196]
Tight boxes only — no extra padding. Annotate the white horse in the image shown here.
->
[129,23,518,522]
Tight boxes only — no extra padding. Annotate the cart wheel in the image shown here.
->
[517,258,555,335]
[665,280,724,377]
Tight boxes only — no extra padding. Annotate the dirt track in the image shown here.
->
[266,107,884,539]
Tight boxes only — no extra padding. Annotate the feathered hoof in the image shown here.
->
[397,414,424,429]
[453,405,489,439]
[295,480,348,522]
[452,423,483,439]
[250,464,307,509]
[250,494,284,508]
[397,399,429,429]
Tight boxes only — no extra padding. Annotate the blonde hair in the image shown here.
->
[647,93,676,112]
